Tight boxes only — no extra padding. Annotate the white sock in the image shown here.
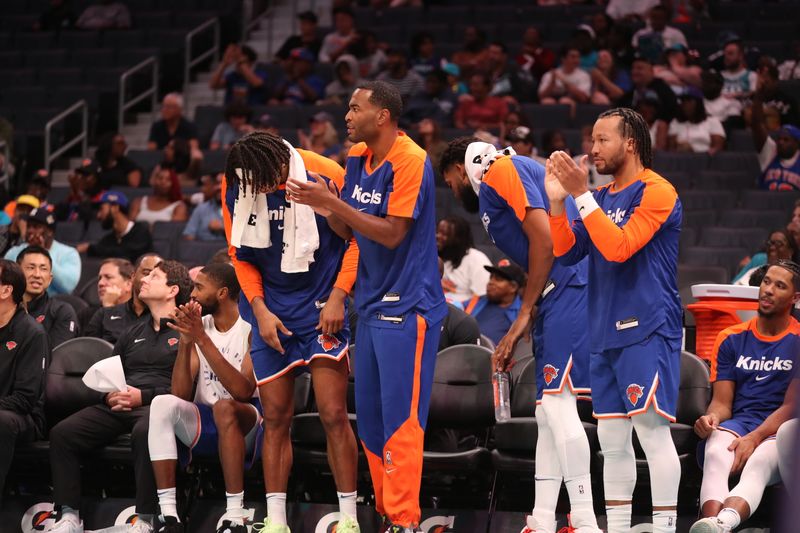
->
[652,509,677,533]
[337,490,357,520]
[157,488,179,521]
[564,474,597,530]
[531,476,560,533]
[266,492,287,526]
[225,491,245,524]
[717,508,741,529]
[605,503,631,533]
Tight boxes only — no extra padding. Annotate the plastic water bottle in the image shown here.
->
[493,371,511,422]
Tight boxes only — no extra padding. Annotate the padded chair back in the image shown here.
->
[428,344,494,429]
[52,293,89,317]
[509,355,536,418]
[76,275,100,307]
[45,337,113,428]
[479,334,496,350]
[294,372,311,415]
[676,351,711,425]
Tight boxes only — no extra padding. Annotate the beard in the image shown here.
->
[595,146,626,175]
[101,214,114,230]
[198,299,218,316]
[460,184,480,213]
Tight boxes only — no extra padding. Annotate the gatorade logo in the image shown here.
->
[351,185,382,205]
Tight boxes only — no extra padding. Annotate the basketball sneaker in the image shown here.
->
[689,517,730,533]
[252,518,290,533]
[46,513,83,533]
[334,514,360,533]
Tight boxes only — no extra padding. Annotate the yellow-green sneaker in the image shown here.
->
[334,514,360,533]
[251,518,291,533]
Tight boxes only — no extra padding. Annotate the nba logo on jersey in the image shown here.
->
[626,383,644,406]
[318,334,341,352]
[543,364,559,385]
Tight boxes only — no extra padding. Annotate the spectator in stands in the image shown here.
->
[78,257,134,329]
[654,43,702,93]
[95,132,142,188]
[275,11,322,62]
[575,125,613,189]
[692,262,799,533]
[54,159,105,224]
[183,174,224,242]
[541,129,570,157]
[85,253,160,344]
[254,113,279,136]
[210,103,254,151]
[455,73,508,130]
[507,126,546,165]
[4,173,51,220]
[752,85,800,191]
[5,208,81,296]
[485,41,534,104]
[778,41,800,81]
[75,0,130,29]
[703,70,741,128]
[209,44,269,107]
[500,110,529,145]
[464,259,524,346]
[590,49,631,105]
[538,46,591,115]
[129,167,188,227]
[591,12,615,50]
[618,55,679,122]
[77,191,153,263]
[631,5,688,62]
[516,27,556,82]
[452,26,489,79]
[351,30,387,79]
[0,195,39,256]
[162,138,202,187]
[17,245,78,348]
[636,97,669,151]
[437,259,481,350]
[442,61,468,97]
[734,229,798,286]
[437,215,491,305]
[417,119,449,175]
[606,0,659,22]
[376,48,425,100]
[319,6,357,64]
[46,260,192,533]
[748,64,800,128]
[403,70,456,128]
[720,40,758,115]
[271,48,324,105]
[668,87,726,155]
[323,54,363,106]
[33,0,75,30]
[410,31,439,78]
[147,93,200,153]
[298,112,342,160]
[0,260,49,507]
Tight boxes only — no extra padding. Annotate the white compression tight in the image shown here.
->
[148,394,200,461]
[530,389,599,533]
[699,429,736,507]
[776,418,798,492]
[597,409,680,533]
[727,438,780,516]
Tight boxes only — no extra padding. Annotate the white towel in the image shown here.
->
[464,142,517,194]
[229,140,319,273]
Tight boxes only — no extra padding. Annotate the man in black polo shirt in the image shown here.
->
[0,259,49,506]
[17,246,79,349]
[146,93,200,152]
[76,191,153,263]
[46,260,193,533]
[84,254,161,344]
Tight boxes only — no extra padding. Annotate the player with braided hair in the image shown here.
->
[222,132,361,533]
[546,107,683,533]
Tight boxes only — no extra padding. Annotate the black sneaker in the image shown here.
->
[156,516,184,533]
[216,520,247,533]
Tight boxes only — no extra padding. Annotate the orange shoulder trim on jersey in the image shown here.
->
[221,175,265,303]
[385,143,427,219]
[549,212,577,257]
[464,295,480,314]
[333,237,359,294]
[484,157,530,222]
[582,170,678,262]
[298,148,346,189]
[709,319,753,382]
[348,142,369,158]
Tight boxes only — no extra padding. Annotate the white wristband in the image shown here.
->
[574,191,600,219]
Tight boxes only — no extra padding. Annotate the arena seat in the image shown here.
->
[679,190,737,211]
[177,240,225,266]
[739,190,800,212]
[695,170,756,191]
[699,227,766,250]
[677,265,731,291]
[682,246,748,279]
[718,210,785,230]
[707,152,760,176]
[479,334,496,350]
[521,104,571,130]
[55,221,86,244]
[653,152,709,173]
[573,104,610,128]
[75,275,100,307]
[53,293,89,318]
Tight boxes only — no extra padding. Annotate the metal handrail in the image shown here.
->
[118,56,159,130]
[44,100,88,172]
[241,0,271,43]
[184,17,220,110]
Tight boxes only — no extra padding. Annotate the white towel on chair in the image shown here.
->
[229,140,319,273]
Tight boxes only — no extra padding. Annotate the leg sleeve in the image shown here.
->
[148,394,201,461]
[728,439,781,515]
[699,429,736,506]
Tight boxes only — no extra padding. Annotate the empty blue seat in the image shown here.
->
[680,190,736,211]
[739,190,800,212]
[699,227,767,250]
[719,209,785,229]
[522,104,571,130]
[653,152,709,173]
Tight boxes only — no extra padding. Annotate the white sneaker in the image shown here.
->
[128,520,155,533]
[689,517,730,533]
[46,514,83,533]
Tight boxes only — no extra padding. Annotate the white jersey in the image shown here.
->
[193,314,252,406]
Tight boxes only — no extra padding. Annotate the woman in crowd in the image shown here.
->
[129,165,188,227]
[668,87,726,154]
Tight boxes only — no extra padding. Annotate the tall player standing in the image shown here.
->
[546,108,683,533]
[288,81,447,533]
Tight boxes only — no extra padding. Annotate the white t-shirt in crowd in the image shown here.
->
[606,0,659,20]
[194,315,252,406]
[704,96,740,123]
[668,117,725,153]
[632,26,688,49]
[538,68,592,99]
[442,247,492,304]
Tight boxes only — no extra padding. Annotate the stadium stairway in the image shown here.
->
[244,0,333,60]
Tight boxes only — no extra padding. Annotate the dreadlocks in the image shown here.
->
[439,136,478,176]
[598,107,653,168]
[225,131,291,196]
[438,215,475,269]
